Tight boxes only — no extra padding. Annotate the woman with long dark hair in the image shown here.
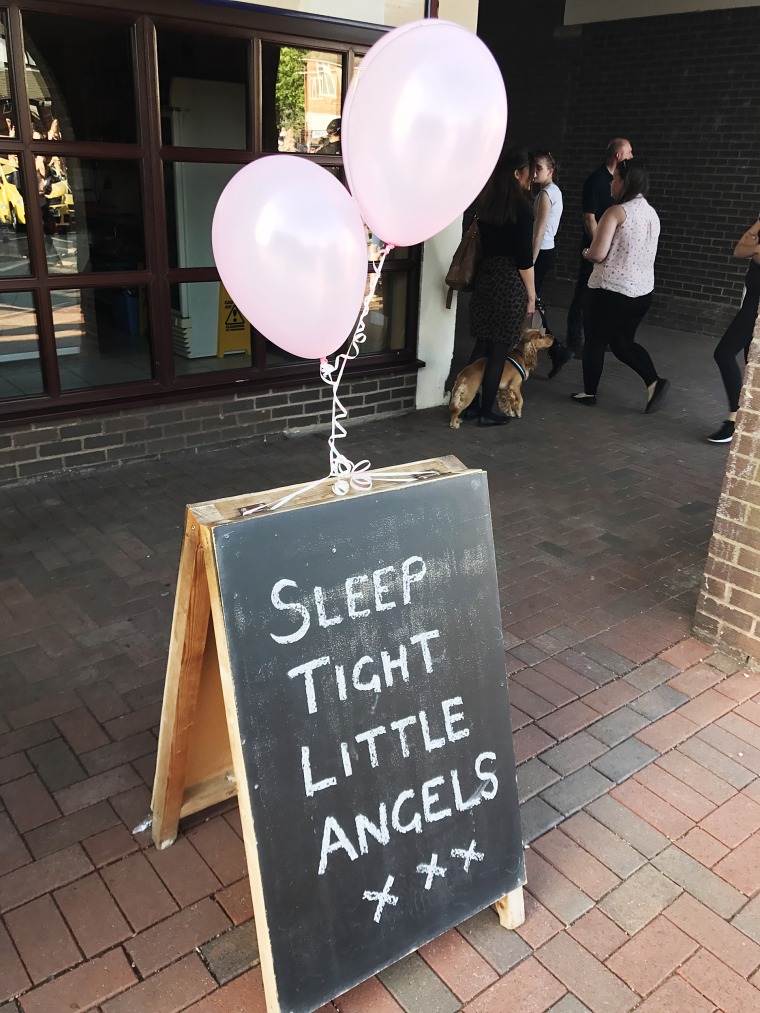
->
[466,147,537,426]
[571,158,669,413]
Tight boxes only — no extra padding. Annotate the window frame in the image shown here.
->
[0,0,422,424]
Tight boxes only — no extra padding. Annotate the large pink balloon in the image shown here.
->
[342,19,507,247]
[212,156,368,360]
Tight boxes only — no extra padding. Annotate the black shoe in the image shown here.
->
[571,392,596,406]
[645,377,670,414]
[461,396,481,421]
[478,411,511,427]
[548,342,573,379]
[707,420,735,443]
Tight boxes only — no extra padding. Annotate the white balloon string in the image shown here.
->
[320,244,394,496]
[236,243,452,518]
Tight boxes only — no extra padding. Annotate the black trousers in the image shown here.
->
[714,288,759,412]
[582,288,657,396]
[566,254,593,348]
[534,248,557,334]
[467,339,511,415]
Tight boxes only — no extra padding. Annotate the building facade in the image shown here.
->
[0,0,473,483]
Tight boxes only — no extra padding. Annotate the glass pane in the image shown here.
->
[171,281,252,375]
[43,158,144,275]
[165,163,242,269]
[0,291,43,398]
[22,14,136,143]
[53,287,152,391]
[0,156,31,274]
[0,12,18,138]
[261,44,342,154]
[359,271,408,354]
[158,31,248,149]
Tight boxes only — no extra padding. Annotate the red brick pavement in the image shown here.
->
[2,324,760,1011]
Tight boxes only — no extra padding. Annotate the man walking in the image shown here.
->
[565,137,633,355]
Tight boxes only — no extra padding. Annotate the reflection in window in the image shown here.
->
[44,159,144,275]
[21,14,136,143]
[158,31,248,149]
[171,281,252,374]
[359,271,407,354]
[0,291,43,398]
[262,44,342,153]
[0,13,17,138]
[0,157,31,275]
[164,163,241,269]
[52,287,152,391]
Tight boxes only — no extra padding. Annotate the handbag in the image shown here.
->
[445,218,481,308]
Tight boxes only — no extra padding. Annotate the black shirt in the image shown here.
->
[479,208,534,270]
[580,164,614,246]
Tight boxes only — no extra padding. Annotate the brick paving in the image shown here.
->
[2,319,760,1011]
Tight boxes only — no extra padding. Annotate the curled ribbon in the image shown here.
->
[320,246,393,494]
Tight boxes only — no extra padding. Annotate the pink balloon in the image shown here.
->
[212,156,368,360]
[342,19,507,247]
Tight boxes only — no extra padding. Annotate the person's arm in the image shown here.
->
[519,266,536,318]
[583,212,598,242]
[532,190,551,263]
[582,205,626,263]
[733,220,760,261]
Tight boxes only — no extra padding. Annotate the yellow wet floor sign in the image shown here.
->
[217,284,251,357]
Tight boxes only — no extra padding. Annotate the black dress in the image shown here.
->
[469,209,534,348]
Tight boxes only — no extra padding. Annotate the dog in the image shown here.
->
[449,329,555,429]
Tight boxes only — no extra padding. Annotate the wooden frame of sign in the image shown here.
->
[151,455,525,1013]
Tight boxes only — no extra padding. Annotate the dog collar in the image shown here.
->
[506,356,527,380]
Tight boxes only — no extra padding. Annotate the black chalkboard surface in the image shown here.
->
[211,470,524,1013]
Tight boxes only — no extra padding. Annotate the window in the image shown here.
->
[0,3,419,421]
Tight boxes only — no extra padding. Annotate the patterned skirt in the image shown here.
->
[469,255,528,348]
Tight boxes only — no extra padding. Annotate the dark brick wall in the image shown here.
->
[478,5,760,335]
[0,371,418,485]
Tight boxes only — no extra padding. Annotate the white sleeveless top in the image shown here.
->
[535,181,563,251]
[589,194,660,298]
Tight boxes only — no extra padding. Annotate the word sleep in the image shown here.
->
[288,629,440,715]
[301,696,470,796]
[317,751,499,874]
[269,555,427,645]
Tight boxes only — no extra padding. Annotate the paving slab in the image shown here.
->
[3,319,760,1012]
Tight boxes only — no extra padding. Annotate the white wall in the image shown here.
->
[211,0,424,26]
[415,0,480,410]
[565,0,760,25]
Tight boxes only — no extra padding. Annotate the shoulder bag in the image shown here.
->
[445,218,481,308]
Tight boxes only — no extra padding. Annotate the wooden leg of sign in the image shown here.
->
[151,515,211,849]
[494,886,525,930]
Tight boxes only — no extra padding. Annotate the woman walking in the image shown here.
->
[571,158,669,413]
[466,147,536,427]
[707,219,760,443]
[532,150,571,377]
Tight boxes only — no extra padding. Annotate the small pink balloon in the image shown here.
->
[342,19,507,247]
[212,156,368,360]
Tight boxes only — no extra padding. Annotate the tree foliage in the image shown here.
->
[276,47,306,135]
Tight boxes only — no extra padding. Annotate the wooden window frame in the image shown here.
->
[0,0,422,424]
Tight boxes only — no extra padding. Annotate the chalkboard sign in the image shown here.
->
[212,468,523,1012]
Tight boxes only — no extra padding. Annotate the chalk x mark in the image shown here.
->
[416,853,446,890]
[451,840,484,872]
[363,875,399,923]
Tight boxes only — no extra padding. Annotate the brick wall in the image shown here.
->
[694,312,760,661]
[480,5,760,335]
[0,371,417,486]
